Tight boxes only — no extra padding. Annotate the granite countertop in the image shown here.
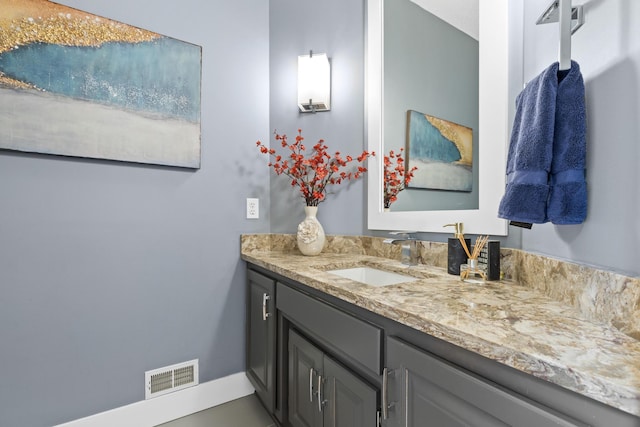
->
[241,247,640,417]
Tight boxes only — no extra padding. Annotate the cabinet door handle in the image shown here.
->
[317,374,325,413]
[382,367,394,420]
[309,367,315,403]
[262,293,271,321]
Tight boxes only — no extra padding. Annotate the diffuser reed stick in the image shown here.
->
[458,235,472,258]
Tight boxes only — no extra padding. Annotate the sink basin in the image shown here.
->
[327,266,418,287]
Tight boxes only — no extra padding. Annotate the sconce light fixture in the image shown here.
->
[297,51,331,113]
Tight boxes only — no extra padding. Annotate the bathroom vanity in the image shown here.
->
[242,235,640,427]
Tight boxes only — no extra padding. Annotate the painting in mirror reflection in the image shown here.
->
[406,110,473,192]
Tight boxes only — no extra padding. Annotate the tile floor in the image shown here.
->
[157,394,276,427]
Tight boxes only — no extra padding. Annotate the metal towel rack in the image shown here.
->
[536,0,585,70]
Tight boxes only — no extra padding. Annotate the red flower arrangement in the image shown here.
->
[383,148,417,209]
[256,129,374,206]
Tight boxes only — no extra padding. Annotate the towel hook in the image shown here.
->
[536,0,585,71]
[558,0,572,70]
[536,0,585,34]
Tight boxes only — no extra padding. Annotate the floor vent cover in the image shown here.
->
[145,359,199,399]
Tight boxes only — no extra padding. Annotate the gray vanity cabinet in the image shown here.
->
[288,329,377,427]
[245,263,639,427]
[246,269,277,413]
[382,337,585,427]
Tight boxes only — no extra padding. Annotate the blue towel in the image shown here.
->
[498,62,558,223]
[498,60,587,224]
[548,62,587,224]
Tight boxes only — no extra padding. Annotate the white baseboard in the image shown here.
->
[54,372,254,427]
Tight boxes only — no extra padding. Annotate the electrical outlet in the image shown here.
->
[246,198,259,219]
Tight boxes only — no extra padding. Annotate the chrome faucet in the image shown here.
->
[383,231,420,266]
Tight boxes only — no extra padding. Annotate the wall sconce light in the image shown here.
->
[297,51,331,113]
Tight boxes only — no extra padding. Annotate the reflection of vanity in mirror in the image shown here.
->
[367,0,510,235]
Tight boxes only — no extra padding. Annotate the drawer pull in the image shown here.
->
[317,374,325,413]
[382,367,395,420]
[262,293,271,321]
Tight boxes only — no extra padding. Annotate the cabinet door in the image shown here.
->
[289,330,324,427]
[384,337,584,427]
[246,269,276,412]
[323,356,377,427]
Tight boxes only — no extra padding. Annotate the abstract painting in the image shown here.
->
[0,0,201,168]
[405,110,472,192]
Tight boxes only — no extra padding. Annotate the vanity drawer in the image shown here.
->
[277,282,382,376]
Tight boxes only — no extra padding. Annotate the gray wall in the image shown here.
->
[517,0,640,276]
[0,0,270,426]
[268,0,368,235]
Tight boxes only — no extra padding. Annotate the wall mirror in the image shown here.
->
[366,0,510,235]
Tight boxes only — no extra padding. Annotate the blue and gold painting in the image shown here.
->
[0,0,201,168]
[406,110,472,192]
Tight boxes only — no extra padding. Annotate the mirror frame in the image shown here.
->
[366,0,509,235]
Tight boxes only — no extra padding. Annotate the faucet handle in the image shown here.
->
[389,231,419,239]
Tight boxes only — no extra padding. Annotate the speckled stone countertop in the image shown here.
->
[241,234,640,417]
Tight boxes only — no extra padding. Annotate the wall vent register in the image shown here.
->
[145,359,199,399]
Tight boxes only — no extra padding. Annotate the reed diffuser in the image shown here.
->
[459,235,490,281]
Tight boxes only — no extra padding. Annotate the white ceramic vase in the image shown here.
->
[296,206,326,256]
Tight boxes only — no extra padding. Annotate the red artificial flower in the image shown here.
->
[383,148,418,209]
[256,129,375,206]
